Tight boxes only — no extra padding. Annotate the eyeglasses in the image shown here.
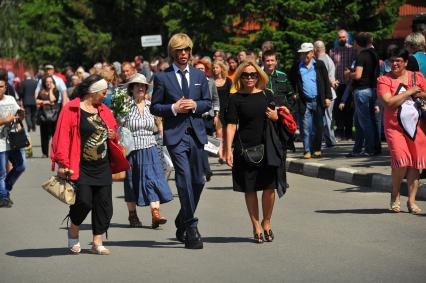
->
[176,47,191,53]
[240,72,259,79]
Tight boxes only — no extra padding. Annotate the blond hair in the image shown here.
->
[167,33,194,63]
[212,60,228,79]
[232,61,268,92]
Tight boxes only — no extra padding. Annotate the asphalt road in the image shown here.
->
[1,139,426,282]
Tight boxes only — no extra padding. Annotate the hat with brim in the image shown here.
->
[297,43,314,53]
[126,73,149,86]
[45,64,54,69]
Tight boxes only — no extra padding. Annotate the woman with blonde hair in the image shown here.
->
[100,68,120,109]
[213,60,232,162]
[225,61,284,243]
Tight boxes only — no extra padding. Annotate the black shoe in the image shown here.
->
[206,171,213,182]
[345,152,361,158]
[184,227,203,249]
[0,198,13,208]
[176,228,186,243]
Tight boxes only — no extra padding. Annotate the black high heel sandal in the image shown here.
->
[263,229,274,242]
[253,232,264,244]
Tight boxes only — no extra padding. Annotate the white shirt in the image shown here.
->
[172,63,190,90]
[171,63,196,115]
[0,95,20,152]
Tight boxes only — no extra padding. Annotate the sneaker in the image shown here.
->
[0,198,13,208]
[313,151,322,158]
[303,152,311,159]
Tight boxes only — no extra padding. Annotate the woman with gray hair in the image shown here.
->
[405,32,426,77]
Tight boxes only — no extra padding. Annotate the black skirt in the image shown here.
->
[231,149,277,193]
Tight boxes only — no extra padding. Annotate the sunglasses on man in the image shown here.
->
[176,47,191,52]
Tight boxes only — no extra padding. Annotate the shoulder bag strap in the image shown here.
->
[412,71,416,86]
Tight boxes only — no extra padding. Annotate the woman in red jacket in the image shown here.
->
[51,75,118,255]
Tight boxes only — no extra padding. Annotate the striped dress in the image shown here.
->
[123,100,173,206]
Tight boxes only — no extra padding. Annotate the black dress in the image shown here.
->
[217,77,232,125]
[226,90,277,192]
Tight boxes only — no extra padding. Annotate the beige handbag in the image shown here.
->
[41,176,76,205]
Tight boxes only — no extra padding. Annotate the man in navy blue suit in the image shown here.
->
[150,33,211,249]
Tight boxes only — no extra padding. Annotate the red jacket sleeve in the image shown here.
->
[50,106,72,170]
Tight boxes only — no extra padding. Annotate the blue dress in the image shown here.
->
[123,101,173,206]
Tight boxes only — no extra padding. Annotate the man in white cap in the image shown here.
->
[289,42,332,159]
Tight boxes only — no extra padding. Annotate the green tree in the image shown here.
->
[17,0,112,67]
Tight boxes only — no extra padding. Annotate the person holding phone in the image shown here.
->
[0,75,26,208]
[225,61,281,244]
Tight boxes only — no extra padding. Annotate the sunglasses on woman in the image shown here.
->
[241,72,259,79]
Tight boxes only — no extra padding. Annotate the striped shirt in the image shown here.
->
[330,45,356,84]
[124,100,156,150]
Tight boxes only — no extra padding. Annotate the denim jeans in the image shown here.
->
[323,99,337,146]
[352,88,377,154]
[302,100,324,153]
[0,149,26,199]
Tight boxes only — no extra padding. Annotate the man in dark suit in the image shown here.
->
[150,33,211,249]
[18,72,38,132]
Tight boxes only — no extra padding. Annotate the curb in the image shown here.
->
[286,158,426,200]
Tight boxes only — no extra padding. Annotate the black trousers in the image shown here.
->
[39,121,56,156]
[333,84,354,140]
[69,183,113,235]
[24,105,37,131]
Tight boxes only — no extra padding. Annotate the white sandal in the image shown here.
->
[91,245,111,255]
[68,237,81,254]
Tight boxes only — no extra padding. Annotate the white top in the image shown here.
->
[0,95,20,152]
[172,63,190,89]
[124,100,156,150]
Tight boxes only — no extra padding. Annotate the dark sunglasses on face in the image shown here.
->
[241,72,259,79]
[176,47,191,53]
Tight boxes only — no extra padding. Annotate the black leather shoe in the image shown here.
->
[176,228,186,243]
[184,227,203,249]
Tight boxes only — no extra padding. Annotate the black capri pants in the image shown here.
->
[69,184,113,235]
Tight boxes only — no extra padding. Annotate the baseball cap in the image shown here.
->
[297,43,314,53]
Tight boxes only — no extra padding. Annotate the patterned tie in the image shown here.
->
[178,69,189,98]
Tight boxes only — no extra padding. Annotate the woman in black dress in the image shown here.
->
[213,60,232,162]
[225,61,279,243]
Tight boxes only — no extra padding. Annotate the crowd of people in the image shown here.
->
[1,28,426,252]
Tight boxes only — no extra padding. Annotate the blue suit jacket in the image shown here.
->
[150,65,212,146]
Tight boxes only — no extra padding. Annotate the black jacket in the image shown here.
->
[288,59,332,114]
[18,79,37,106]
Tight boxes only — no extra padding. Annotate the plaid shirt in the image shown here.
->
[330,45,356,84]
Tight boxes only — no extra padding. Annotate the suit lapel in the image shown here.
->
[188,66,197,99]
[165,67,184,97]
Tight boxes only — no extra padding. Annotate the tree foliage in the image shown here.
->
[5,0,403,70]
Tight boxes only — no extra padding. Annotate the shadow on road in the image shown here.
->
[59,223,153,230]
[207,186,233,190]
[6,248,71,257]
[315,208,394,214]
[104,240,181,248]
[334,187,386,194]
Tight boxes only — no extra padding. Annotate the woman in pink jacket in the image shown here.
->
[51,75,118,255]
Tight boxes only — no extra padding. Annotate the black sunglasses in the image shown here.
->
[176,47,191,52]
[241,72,259,79]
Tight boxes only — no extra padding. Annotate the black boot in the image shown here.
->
[184,227,203,249]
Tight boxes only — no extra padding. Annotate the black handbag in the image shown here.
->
[237,130,264,166]
[38,104,60,123]
[7,120,30,150]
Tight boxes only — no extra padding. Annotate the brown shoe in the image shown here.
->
[151,208,167,229]
[128,210,142,228]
